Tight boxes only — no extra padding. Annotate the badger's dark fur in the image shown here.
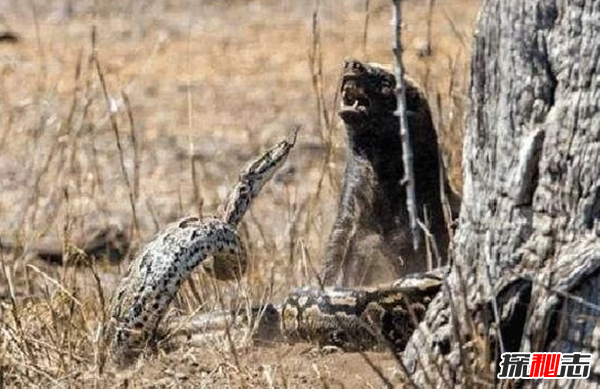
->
[324,60,457,286]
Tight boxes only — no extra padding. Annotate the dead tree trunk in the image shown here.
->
[402,0,600,387]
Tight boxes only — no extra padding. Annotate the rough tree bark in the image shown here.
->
[402,0,600,387]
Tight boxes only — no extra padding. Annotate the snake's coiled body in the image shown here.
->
[109,218,243,363]
[108,133,296,364]
[281,272,442,352]
[165,270,443,353]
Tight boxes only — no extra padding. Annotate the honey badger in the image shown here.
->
[324,59,455,286]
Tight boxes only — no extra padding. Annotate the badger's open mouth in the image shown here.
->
[339,77,370,122]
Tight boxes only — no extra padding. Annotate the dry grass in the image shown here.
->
[0,0,480,387]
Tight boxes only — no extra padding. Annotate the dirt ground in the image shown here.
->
[0,0,480,387]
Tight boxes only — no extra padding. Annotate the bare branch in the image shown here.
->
[391,0,421,251]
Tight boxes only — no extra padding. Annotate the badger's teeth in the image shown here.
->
[352,100,359,109]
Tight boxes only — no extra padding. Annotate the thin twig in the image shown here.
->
[122,92,140,204]
[304,3,341,242]
[362,0,371,58]
[391,0,421,251]
[26,264,82,307]
[122,92,141,241]
[425,0,435,57]
[91,27,140,237]
[357,351,393,389]
[186,7,203,218]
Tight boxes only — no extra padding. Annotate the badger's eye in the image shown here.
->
[380,79,393,94]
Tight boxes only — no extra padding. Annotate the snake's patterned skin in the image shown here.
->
[222,130,296,226]
[280,270,442,352]
[108,133,296,365]
[167,270,443,353]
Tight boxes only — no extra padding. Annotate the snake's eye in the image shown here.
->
[239,184,250,196]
